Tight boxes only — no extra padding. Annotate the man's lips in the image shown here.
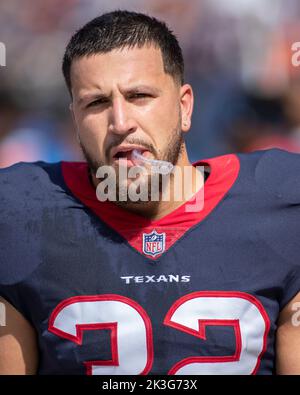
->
[111,145,150,163]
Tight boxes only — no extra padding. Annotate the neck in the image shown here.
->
[91,149,205,221]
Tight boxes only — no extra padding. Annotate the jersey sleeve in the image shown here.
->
[255,149,300,309]
[0,162,47,322]
[0,283,23,319]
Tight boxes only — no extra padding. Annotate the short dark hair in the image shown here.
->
[62,10,184,96]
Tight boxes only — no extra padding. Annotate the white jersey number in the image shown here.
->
[164,291,270,374]
[48,294,153,375]
[49,291,269,375]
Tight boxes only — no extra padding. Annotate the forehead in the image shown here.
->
[71,45,172,96]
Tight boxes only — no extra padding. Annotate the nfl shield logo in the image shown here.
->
[143,230,166,257]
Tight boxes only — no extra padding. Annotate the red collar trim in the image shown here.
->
[62,154,240,260]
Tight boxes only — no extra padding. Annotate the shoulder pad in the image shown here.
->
[255,149,300,204]
[0,161,59,285]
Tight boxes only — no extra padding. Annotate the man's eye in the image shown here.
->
[130,93,150,99]
[87,99,107,108]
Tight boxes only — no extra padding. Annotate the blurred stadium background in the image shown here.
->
[1,0,300,168]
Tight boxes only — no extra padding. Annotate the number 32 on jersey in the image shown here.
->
[48,291,270,375]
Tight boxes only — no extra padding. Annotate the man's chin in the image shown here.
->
[115,178,154,203]
[98,174,163,204]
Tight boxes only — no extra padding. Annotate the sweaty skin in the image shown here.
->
[69,45,202,220]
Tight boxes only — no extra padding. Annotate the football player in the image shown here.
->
[1,10,300,375]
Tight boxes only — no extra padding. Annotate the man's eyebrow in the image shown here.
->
[125,85,162,95]
[77,85,162,105]
[77,92,107,106]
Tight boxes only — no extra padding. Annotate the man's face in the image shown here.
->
[70,45,193,200]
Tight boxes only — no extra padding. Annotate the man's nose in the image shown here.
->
[108,97,136,135]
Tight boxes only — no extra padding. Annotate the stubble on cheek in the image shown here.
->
[77,107,184,204]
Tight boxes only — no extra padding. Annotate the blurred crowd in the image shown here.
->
[1,0,300,167]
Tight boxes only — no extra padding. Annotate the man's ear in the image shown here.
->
[69,102,74,121]
[179,83,194,133]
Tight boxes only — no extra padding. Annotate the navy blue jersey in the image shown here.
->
[1,149,300,375]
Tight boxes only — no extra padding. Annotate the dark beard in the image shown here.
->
[79,123,184,204]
